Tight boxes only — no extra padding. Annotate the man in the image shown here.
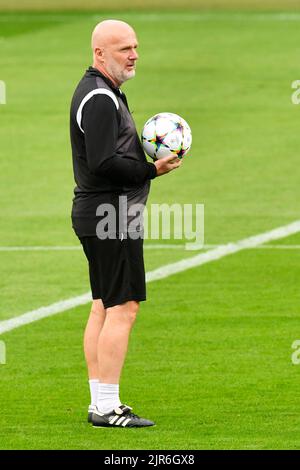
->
[70,19,181,428]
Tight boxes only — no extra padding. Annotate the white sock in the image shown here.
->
[89,379,99,407]
[97,383,122,414]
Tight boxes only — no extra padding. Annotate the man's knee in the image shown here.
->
[119,300,139,326]
[90,299,105,316]
[107,300,139,326]
[126,300,139,324]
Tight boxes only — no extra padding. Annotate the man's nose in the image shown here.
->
[130,49,138,60]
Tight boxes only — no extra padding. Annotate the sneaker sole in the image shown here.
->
[92,423,156,428]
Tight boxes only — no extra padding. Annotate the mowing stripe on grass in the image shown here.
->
[2,13,300,23]
[1,219,300,336]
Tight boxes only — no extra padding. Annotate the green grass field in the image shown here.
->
[1,9,300,449]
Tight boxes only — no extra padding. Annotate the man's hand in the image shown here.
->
[154,155,182,176]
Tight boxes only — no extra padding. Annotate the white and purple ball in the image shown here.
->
[141,112,192,160]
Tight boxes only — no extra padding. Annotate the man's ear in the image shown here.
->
[95,47,104,63]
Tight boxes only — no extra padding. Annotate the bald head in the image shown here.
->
[91,19,139,87]
[91,20,136,50]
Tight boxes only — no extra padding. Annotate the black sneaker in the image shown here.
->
[91,404,155,428]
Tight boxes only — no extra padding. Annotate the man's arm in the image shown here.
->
[82,94,157,185]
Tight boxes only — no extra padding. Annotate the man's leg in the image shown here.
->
[84,299,106,378]
[84,299,106,413]
[84,299,106,418]
[96,300,139,413]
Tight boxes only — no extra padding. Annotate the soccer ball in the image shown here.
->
[141,112,192,160]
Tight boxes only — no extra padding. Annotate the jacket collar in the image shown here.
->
[86,66,123,96]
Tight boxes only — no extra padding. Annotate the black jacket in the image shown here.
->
[70,67,157,236]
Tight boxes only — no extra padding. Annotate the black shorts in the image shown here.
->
[79,235,146,309]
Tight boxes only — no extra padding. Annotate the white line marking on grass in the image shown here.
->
[147,243,300,251]
[0,293,92,336]
[1,220,300,336]
[0,244,203,252]
[1,243,300,252]
[183,244,300,251]
[0,246,82,252]
[0,244,189,252]
[145,220,300,282]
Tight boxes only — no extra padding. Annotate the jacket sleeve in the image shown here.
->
[81,94,157,185]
